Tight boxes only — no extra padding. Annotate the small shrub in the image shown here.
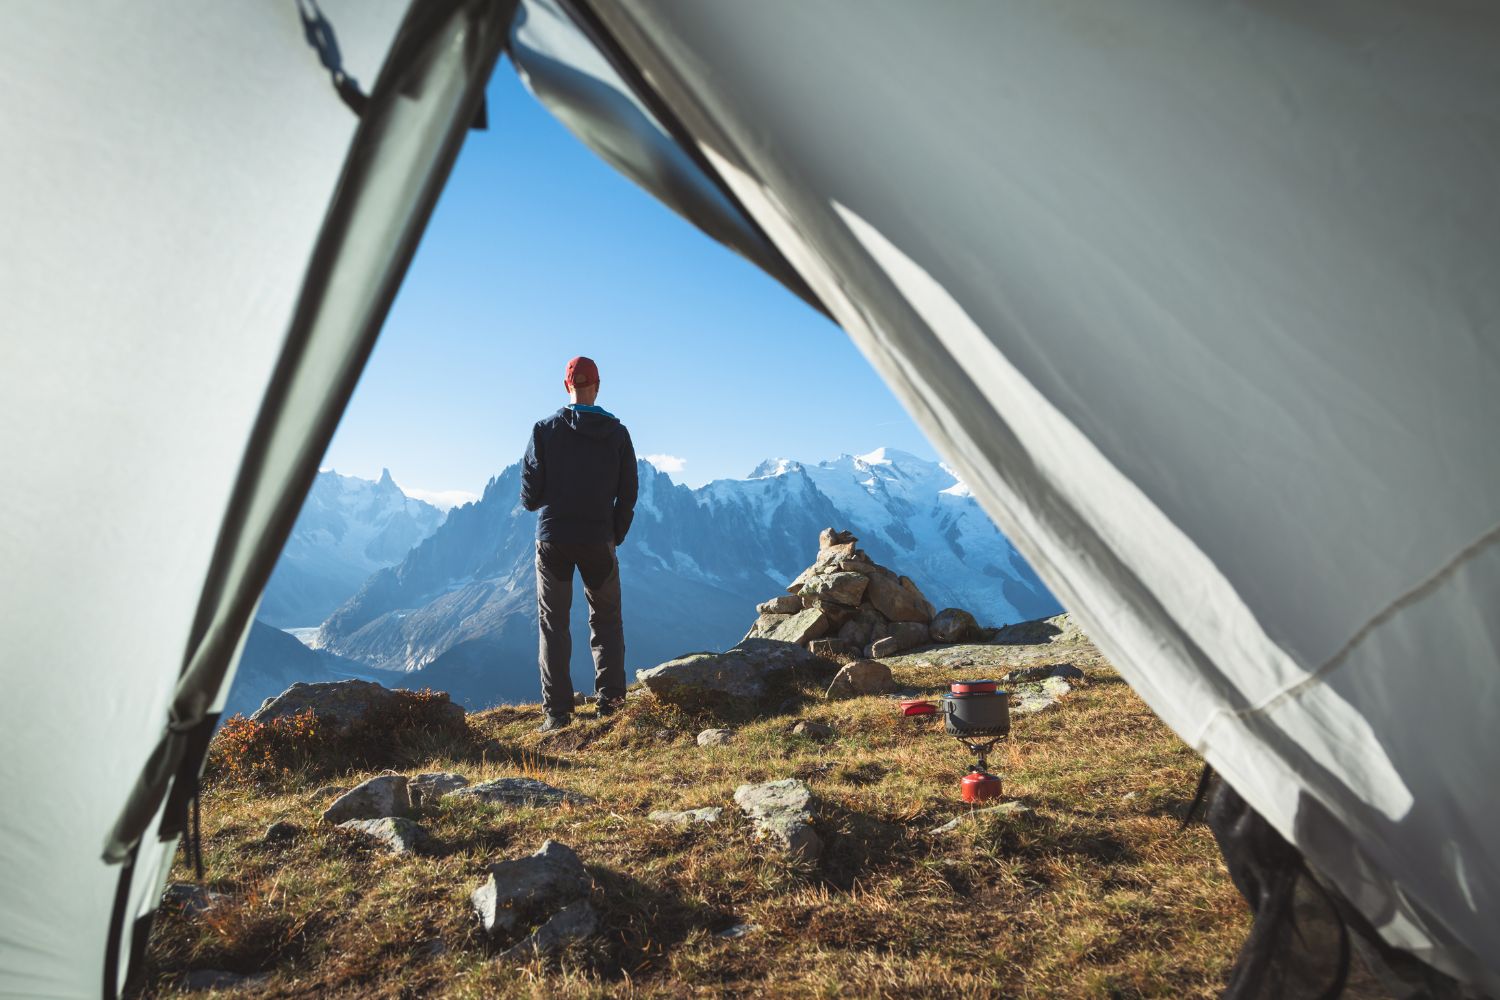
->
[205,689,475,787]
[206,710,325,787]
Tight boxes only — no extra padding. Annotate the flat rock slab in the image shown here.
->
[338,816,428,854]
[447,777,589,808]
[179,969,270,992]
[472,840,593,938]
[757,595,802,615]
[636,638,820,707]
[649,807,723,826]
[322,775,410,824]
[1014,677,1072,714]
[932,801,1033,834]
[251,678,463,733]
[734,779,822,860]
[1004,663,1085,684]
[697,728,734,747]
[161,883,228,916]
[409,771,470,806]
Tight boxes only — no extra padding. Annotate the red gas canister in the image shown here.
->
[961,770,1003,803]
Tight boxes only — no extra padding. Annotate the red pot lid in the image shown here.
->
[951,679,999,694]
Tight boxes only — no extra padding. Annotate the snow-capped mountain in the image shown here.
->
[257,469,447,627]
[316,449,1058,709]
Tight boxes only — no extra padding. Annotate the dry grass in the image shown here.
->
[137,630,1249,998]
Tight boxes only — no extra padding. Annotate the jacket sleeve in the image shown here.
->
[613,428,639,545]
[520,423,545,512]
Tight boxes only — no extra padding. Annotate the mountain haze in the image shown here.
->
[258,469,446,627]
[318,450,1058,708]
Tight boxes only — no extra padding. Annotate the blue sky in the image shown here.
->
[323,63,937,503]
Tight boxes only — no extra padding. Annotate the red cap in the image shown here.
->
[564,356,599,388]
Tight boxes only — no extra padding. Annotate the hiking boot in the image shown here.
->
[595,697,624,718]
[536,714,571,734]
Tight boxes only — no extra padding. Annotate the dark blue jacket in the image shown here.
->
[521,404,638,545]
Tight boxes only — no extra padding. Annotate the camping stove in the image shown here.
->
[943,680,1010,802]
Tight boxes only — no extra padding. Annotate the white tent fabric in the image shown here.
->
[0,3,511,996]
[555,1,1500,990]
[3,0,1497,996]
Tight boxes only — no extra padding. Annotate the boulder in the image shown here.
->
[756,595,802,615]
[929,608,981,644]
[697,728,734,747]
[447,777,588,808]
[819,527,857,549]
[791,720,834,740]
[798,571,869,608]
[825,659,895,699]
[338,816,428,854]
[321,775,410,824]
[408,771,470,807]
[734,779,822,861]
[648,807,723,826]
[991,614,1084,646]
[865,571,935,624]
[471,840,593,939]
[766,606,833,645]
[636,638,820,707]
[836,609,884,650]
[867,636,901,658]
[501,899,601,961]
[742,612,790,640]
[251,678,463,734]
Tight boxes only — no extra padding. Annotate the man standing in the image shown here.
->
[521,356,638,732]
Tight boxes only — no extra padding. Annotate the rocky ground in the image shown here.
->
[137,613,1261,999]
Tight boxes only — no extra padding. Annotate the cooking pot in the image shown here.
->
[943,679,1010,737]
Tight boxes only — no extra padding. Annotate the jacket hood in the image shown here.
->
[558,405,620,440]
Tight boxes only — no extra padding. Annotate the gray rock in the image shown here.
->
[766,606,833,646]
[743,612,790,639]
[867,636,902,658]
[717,923,761,939]
[313,784,348,799]
[501,899,601,960]
[636,638,821,706]
[648,807,723,826]
[734,779,822,860]
[757,595,802,615]
[251,678,463,734]
[697,728,734,747]
[991,614,1085,646]
[471,840,593,938]
[321,775,410,824]
[448,777,588,808]
[1004,663,1085,684]
[338,816,428,854]
[161,883,228,916]
[791,720,834,739]
[825,659,895,699]
[931,801,1032,834]
[179,969,269,992]
[837,616,877,650]
[864,571,935,624]
[819,527,858,549]
[798,571,870,608]
[1014,678,1072,714]
[262,820,301,844]
[929,608,981,644]
[408,771,469,806]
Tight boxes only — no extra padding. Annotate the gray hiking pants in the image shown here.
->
[535,540,626,717]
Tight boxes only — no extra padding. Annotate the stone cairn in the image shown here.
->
[745,529,978,659]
